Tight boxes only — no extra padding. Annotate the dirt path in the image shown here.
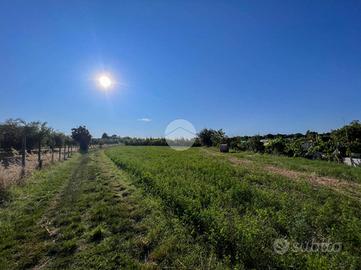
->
[0,155,80,269]
[0,151,154,269]
[203,149,361,201]
[31,151,151,269]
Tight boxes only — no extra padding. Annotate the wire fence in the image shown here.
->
[0,146,78,190]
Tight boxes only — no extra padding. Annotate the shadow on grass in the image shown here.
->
[0,187,11,207]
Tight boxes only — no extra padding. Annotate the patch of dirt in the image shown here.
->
[202,148,361,200]
[228,156,252,165]
[201,148,252,163]
[264,165,358,189]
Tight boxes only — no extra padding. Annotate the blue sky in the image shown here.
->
[0,0,360,137]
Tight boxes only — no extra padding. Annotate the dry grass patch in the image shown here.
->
[0,150,67,191]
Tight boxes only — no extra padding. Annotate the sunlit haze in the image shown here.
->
[97,75,113,90]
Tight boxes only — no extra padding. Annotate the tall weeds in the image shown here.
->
[0,150,62,191]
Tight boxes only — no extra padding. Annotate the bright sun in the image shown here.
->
[97,75,112,89]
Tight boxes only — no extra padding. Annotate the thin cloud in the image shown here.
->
[137,118,152,122]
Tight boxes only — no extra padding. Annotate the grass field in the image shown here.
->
[0,146,360,269]
[223,149,361,182]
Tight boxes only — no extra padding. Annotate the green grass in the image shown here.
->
[223,149,361,182]
[1,146,360,269]
[0,150,223,269]
[0,154,81,269]
[106,146,361,269]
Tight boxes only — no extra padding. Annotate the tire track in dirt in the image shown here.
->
[0,155,81,270]
[33,150,159,269]
[33,154,91,269]
[95,151,156,266]
[203,149,361,201]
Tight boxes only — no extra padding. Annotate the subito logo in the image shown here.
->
[164,119,196,151]
[273,238,289,255]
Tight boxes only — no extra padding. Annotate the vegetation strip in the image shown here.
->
[1,147,361,269]
[106,146,361,269]
[1,150,220,269]
[203,148,361,201]
[0,155,80,269]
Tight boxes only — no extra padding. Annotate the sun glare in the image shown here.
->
[97,74,113,89]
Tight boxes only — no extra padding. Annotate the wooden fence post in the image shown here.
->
[63,145,66,160]
[58,146,61,161]
[21,134,26,175]
[51,146,54,163]
[38,141,42,169]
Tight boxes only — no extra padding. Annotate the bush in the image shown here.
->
[247,136,265,153]
[71,126,91,153]
[265,137,286,155]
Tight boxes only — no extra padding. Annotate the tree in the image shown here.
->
[265,137,286,155]
[101,133,109,139]
[198,129,213,147]
[331,120,361,155]
[247,136,265,153]
[71,126,92,153]
[53,132,65,148]
[0,119,24,150]
[35,122,51,168]
[198,128,226,147]
[210,129,226,146]
[306,130,318,141]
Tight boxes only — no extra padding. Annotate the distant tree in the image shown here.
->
[306,130,318,141]
[264,134,275,139]
[285,138,305,157]
[0,119,24,150]
[72,126,92,153]
[198,128,226,147]
[293,133,304,139]
[332,120,361,155]
[53,132,65,148]
[210,129,226,146]
[198,129,213,147]
[101,133,109,139]
[227,136,240,149]
[265,137,286,155]
[247,136,265,153]
[35,122,51,168]
[192,137,202,147]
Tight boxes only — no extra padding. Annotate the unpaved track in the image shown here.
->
[1,151,149,269]
[33,151,147,269]
[203,149,361,201]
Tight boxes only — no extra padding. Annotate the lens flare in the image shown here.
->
[97,75,112,89]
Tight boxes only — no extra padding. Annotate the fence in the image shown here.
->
[0,143,118,191]
[0,146,78,190]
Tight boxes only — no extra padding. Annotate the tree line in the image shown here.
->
[97,121,361,162]
[94,134,170,146]
[4,118,358,164]
[0,119,92,169]
[197,120,361,161]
